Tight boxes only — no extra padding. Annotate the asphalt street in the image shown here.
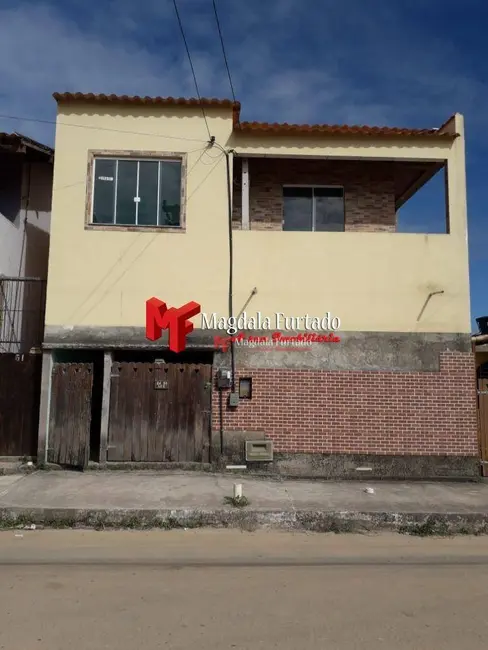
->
[1,530,487,649]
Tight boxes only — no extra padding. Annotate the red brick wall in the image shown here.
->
[232,158,396,232]
[211,352,478,456]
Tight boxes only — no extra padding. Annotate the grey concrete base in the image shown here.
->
[39,454,481,481]
[254,453,481,481]
[2,507,488,535]
[208,440,481,480]
[87,462,214,472]
[43,326,472,372]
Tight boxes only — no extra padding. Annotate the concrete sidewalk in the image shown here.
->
[1,470,488,534]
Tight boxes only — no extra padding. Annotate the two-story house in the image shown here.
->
[0,131,53,459]
[36,91,478,479]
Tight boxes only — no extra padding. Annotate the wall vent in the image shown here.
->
[245,440,273,462]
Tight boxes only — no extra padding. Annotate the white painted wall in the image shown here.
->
[0,158,52,352]
[0,159,52,277]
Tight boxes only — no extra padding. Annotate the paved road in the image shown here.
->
[1,530,488,649]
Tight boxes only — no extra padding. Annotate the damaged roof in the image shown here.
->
[0,132,54,157]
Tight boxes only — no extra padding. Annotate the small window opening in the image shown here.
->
[239,377,252,399]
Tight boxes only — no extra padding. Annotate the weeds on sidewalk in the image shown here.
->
[398,515,488,537]
[223,495,250,508]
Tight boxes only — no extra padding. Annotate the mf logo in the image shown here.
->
[145,298,201,353]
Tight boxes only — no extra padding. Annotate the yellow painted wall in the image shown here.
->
[45,106,471,334]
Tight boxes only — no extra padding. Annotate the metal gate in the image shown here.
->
[107,362,212,462]
[478,363,488,477]
[0,277,46,354]
[0,353,42,457]
[48,363,94,467]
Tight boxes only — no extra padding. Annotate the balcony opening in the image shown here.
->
[396,163,448,234]
[233,157,449,234]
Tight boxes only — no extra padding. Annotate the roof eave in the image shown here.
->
[52,92,240,111]
[233,123,458,140]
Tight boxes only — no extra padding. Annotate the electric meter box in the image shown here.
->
[217,368,232,389]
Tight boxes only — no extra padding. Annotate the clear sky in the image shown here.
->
[0,0,486,330]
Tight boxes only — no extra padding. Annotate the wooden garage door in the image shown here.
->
[48,362,93,468]
[107,362,212,462]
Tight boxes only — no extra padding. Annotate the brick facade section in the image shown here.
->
[232,158,397,232]
[211,352,478,456]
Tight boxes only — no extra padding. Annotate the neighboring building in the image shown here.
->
[0,132,53,353]
[473,317,488,477]
[0,132,53,460]
[38,91,478,478]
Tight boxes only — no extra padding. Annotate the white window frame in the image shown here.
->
[282,184,345,232]
[90,155,183,228]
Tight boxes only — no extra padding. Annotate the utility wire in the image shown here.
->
[172,0,212,141]
[0,113,207,144]
[52,144,209,193]
[211,0,237,106]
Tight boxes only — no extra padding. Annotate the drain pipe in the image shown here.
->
[416,290,444,322]
[214,146,235,456]
[225,150,236,393]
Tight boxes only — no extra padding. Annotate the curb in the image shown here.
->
[0,467,34,477]
[2,507,488,535]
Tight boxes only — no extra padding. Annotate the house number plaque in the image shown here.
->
[154,380,168,390]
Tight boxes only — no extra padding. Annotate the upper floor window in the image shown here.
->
[91,156,182,228]
[283,186,345,232]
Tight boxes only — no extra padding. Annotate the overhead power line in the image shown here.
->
[211,0,237,105]
[0,113,208,144]
[172,0,212,141]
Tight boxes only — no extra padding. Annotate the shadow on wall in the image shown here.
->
[15,222,50,352]
[0,154,22,223]
[28,162,53,216]
[24,221,49,279]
